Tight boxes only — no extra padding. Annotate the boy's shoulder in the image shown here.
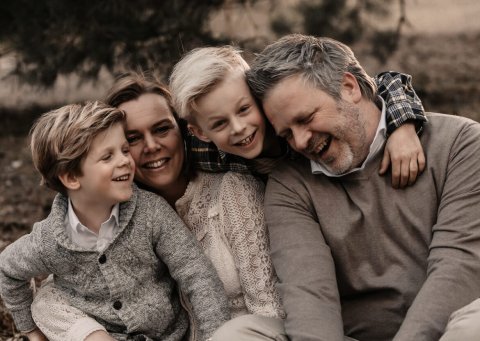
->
[120,184,171,222]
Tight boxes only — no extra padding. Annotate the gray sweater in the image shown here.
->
[265,113,480,341]
[0,185,230,340]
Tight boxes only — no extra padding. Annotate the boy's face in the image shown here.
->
[189,71,267,160]
[76,123,135,206]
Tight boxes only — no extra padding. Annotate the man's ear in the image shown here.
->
[58,172,80,191]
[188,123,211,143]
[340,72,362,104]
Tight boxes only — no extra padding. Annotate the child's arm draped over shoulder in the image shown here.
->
[221,172,284,318]
[375,71,427,188]
[0,226,51,333]
[151,195,231,340]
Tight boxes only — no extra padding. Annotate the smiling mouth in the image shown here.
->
[143,159,168,169]
[235,131,256,147]
[113,174,130,181]
[312,135,332,156]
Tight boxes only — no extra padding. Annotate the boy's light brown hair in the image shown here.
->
[29,101,126,195]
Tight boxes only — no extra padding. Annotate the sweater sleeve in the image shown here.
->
[0,226,50,332]
[151,198,231,340]
[375,71,427,135]
[220,172,285,319]
[265,169,344,341]
[393,121,480,340]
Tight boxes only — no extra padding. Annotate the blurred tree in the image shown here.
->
[0,0,254,86]
[271,0,408,63]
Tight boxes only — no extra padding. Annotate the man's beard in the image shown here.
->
[307,100,368,175]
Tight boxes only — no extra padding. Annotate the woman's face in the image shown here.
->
[119,93,185,194]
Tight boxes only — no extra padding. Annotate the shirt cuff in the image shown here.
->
[65,317,107,341]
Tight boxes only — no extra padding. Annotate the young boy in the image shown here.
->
[169,46,427,187]
[0,102,230,341]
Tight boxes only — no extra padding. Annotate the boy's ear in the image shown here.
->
[188,123,211,143]
[340,72,362,104]
[58,172,81,191]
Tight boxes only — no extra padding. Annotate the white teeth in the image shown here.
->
[144,159,167,169]
[113,175,129,181]
[236,134,254,146]
[315,136,330,154]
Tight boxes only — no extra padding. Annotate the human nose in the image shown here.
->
[230,117,246,135]
[119,152,132,168]
[143,133,160,153]
[292,126,311,151]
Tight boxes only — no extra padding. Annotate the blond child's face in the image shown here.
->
[189,71,267,159]
[76,123,135,207]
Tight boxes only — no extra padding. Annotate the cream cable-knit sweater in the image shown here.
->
[176,171,284,319]
[0,184,230,340]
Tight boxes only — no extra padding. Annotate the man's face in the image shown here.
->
[262,74,370,175]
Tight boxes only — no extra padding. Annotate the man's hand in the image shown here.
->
[379,123,426,188]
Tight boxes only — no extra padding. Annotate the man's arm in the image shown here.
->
[393,120,480,340]
[265,168,344,341]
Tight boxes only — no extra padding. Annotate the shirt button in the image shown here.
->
[113,300,122,310]
[98,254,107,264]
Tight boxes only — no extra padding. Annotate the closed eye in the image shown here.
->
[154,125,172,135]
[239,104,250,114]
[299,113,314,125]
[210,120,227,130]
[101,153,112,161]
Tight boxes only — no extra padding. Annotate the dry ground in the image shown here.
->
[1,30,480,339]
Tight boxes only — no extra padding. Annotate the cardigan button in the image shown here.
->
[113,300,122,310]
[98,254,107,264]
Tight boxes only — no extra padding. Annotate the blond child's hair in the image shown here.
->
[169,46,249,122]
[29,101,126,195]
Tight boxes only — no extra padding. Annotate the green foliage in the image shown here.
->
[0,0,248,86]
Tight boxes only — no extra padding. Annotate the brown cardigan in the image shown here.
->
[265,113,480,341]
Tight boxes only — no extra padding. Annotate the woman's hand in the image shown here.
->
[379,123,426,188]
[26,328,48,341]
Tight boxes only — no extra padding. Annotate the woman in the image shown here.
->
[30,72,286,341]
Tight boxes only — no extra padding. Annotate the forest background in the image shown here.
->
[1,0,479,339]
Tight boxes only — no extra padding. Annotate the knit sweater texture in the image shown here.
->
[265,113,480,341]
[0,185,230,340]
[176,171,284,319]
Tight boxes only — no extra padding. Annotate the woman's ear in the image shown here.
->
[188,123,211,143]
[58,172,81,191]
[340,72,362,104]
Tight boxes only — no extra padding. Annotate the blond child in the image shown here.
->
[169,46,426,187]
[0,102,230,341]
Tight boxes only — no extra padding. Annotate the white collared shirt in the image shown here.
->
[311,97,387,177]
[65,200,120,252]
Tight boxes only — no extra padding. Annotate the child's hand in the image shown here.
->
[26,328,48,341]
[379,123,426,189]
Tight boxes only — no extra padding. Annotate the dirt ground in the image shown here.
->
[1,30,480,339]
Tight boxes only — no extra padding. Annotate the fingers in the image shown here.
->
[390,152,425,189]
[418,150,426,173]
[379,149,391,175]
[407,157,419,186]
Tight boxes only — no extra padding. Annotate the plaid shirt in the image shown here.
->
[187,71,427,174]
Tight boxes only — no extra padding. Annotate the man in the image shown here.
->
[245,34,480,341]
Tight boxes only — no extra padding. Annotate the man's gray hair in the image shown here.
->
[246,34,377,102]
